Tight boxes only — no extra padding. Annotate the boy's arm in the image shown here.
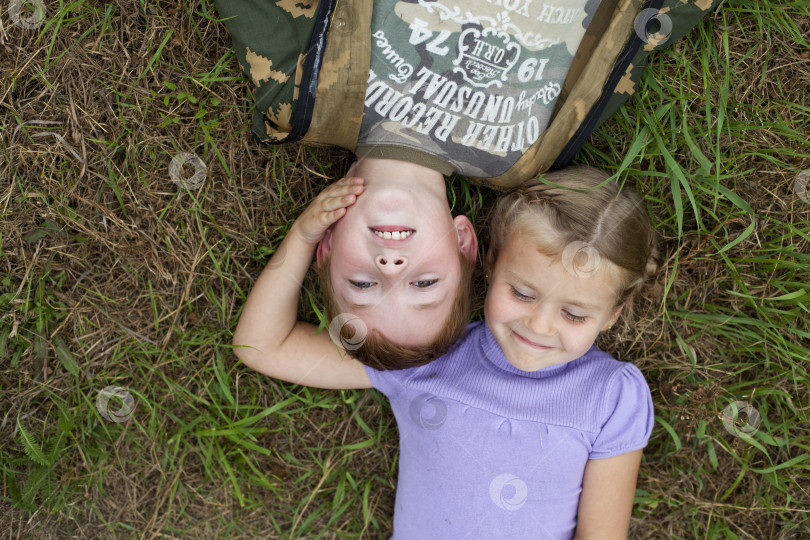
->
[233,177,372,389]
[573,450,643,540]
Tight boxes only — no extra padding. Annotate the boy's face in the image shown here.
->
[317,176,477,347]
[484,233,622,372]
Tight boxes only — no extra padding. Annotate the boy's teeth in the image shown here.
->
[374,230,412,240]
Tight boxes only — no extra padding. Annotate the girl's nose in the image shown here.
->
[375,254,408,275]
[526,306,555,336]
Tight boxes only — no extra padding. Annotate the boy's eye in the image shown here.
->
[411,279,437,288]
[509,286,534,301]
[349,280,375,289]
[563,311,587,323]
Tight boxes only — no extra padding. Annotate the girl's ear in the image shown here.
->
[453,215,478,261]
[315,227,333,267]
[603,304,624,330]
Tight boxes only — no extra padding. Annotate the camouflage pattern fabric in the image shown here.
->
[214,0,320,143]
[215,0,719,187]
[596,0,722,126]
[301,2,373,148]
[548,0,723,170]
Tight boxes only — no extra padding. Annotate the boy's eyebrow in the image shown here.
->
[413,299,444,311]
[343,299,444,311]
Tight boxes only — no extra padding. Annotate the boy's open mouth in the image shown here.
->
[369,226,414,241]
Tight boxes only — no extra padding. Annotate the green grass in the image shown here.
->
[1,0,809,538]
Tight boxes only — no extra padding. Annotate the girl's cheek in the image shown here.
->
[483,296,502,322]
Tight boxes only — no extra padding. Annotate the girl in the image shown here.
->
[233,166,657,538]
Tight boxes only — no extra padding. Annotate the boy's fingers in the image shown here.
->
[319,179,363,202]
[339,177,364,196]
[322,190,361,212]
[316,194,345,211]
[323,197,355,218]
[332,176,363,188]
[336,178,364,195]
[319,207,345,225]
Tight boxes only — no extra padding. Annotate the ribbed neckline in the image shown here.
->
[478,322,588,380]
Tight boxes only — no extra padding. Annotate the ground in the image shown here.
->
[1,1,809,539]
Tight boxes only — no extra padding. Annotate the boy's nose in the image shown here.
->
[375,254,408,275]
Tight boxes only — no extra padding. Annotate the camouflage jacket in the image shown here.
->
[215,0,720,188]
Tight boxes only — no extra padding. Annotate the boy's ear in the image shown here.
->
[315,227,333,267]
[453,215,478,261]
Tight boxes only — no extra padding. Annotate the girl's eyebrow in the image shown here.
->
[564,299,602,312]
[506,270,538,292]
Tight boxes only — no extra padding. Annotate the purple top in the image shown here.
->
[366,321,653,539]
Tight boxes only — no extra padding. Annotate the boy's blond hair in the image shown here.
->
[315,250,476,370]
[488,166,658,306]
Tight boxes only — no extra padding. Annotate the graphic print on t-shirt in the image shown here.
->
[357,0,599,177]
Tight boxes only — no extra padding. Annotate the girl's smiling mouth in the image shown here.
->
[512,330,552,350]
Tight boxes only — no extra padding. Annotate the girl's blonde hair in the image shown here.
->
[488,166,659,306]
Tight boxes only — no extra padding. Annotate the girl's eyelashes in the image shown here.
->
[508,284,589,322]
[349,280,375,289]
[563,310,587,323]
[509,285,534,301]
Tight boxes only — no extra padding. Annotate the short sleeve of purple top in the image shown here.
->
[365,321,653,540]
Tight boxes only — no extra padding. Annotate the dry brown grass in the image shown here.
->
[1,0,809,538]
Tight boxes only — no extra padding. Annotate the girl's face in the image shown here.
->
[484,233,623,372]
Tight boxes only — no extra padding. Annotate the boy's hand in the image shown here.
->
[234,174,372,390]
[293,176,364,246]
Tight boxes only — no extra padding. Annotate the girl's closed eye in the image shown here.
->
[509,285,534,302]
[563,310,587,323]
